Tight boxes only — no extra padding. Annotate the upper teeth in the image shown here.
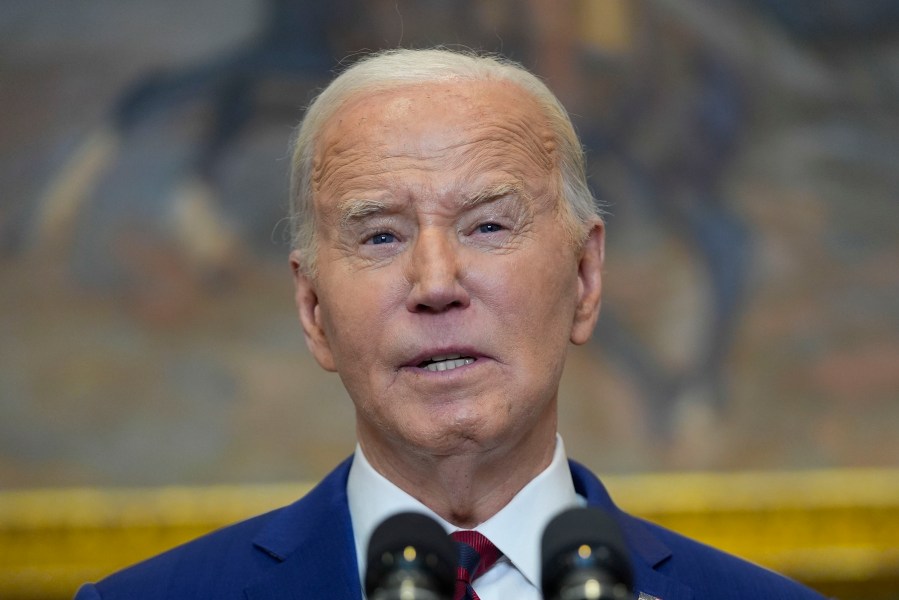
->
[424,354,475,372]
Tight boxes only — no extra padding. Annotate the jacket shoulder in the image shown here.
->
[569,461,826,600]
[78,458,355,600]
[636,516,827,599]
[84,507,283,600]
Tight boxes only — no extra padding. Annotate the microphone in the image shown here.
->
[365,512,457,600]
[541,507,635,600]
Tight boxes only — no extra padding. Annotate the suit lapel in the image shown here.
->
[240,456,691,600]
[569,460,694,600]
[244,458,362,600]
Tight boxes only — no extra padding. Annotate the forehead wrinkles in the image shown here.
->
[312,138,384,201]
[448,116,557,176]
[311,82,558,205]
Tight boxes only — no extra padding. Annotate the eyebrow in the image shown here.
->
[336,181,526,228]
[338,198,389,228]
[458,181,524,210]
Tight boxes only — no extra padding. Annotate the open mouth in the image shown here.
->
[417,353,476,372]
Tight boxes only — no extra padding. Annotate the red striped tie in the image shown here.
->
[451,530,502,600]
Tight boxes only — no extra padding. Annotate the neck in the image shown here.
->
[358,418,557,529]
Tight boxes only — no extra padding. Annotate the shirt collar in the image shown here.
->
[346,435,582,588]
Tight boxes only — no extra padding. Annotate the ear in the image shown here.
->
[570,220,605,345]
[290,250,336,372]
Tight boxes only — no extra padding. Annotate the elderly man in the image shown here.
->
[75,49,824,600]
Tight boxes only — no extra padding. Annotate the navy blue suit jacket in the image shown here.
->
[75,458,825,599]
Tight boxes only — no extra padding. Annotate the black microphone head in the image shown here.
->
[541,507,634,600]
[365,512,457,599]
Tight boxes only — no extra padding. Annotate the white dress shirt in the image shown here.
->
[347,435,585,599]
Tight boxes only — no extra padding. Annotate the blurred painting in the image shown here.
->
[1,0,897,488]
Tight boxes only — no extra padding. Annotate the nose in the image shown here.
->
[405,228,470,313]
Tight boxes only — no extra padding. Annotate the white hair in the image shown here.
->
[288,48,600,275]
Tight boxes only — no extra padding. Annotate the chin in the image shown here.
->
[399,418,499,456]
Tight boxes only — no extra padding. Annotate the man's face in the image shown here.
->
[292,79,604,458]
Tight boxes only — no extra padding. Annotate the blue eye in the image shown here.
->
[478,223,503,234]
[369,233,396,245]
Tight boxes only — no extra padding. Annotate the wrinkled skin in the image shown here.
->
[291,79,604,525]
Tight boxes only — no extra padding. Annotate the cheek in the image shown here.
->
[316,277,369,360]
[317,269,404,361]
[479,249,578,325]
